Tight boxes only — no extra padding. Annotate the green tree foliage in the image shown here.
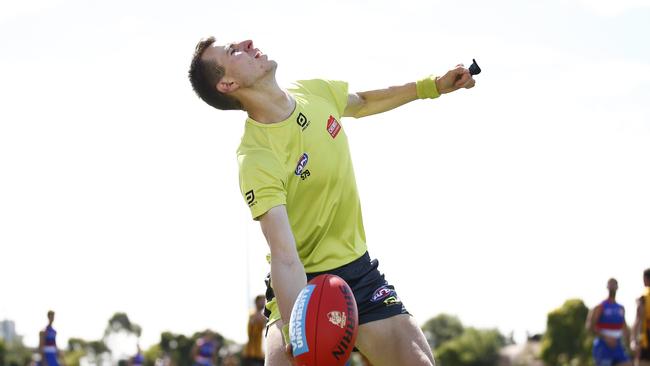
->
[421,314,464,348]
[154,331,225,366]
[160,331,194,366]
[67,338,108,354]
[143,344,160,366]
[63,349,86,366]
[0,339,6,366]
[435,328,505,366]
[2,341,31,366]
[66,337,110,366]
[104,313,142,338]
[540,298,592,366]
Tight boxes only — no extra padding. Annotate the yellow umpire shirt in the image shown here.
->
[237,79,367,273]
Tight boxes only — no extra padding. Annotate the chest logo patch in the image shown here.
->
[327,115,341,139]
[294,153,309,176]
[296,112,310,131]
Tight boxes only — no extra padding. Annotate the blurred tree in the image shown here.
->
[160,331,192,366]
[0,339,6,366]
[156,330,226,366]
[63,348,85,366]
[143,344,160,366]
[2,341,31,366]
[422,313,464,348]
[66,337,109,366]
[103,313,141,364]
[540,298,592,366]
[435,327,505,366]
[104,313,142,338]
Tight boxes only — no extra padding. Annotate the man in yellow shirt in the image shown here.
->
[242,295,267,366]
[188,37,475,366]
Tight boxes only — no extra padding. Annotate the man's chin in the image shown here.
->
[263,61,278,78]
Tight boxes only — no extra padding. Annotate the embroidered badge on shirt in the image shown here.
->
[327,115,341,138]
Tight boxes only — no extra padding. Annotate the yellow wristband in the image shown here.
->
[282,323,291,344]
[416,75,440,99]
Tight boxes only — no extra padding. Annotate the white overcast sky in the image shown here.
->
[1,0,649,350]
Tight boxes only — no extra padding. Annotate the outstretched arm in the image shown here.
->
[343,65,475,119]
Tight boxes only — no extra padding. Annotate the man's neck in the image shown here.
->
[238,77,295,124]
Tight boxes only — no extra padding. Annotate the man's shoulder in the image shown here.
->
[237,130,272,157]
[289,78,327,89]
[237,147,283,177]
[289,79,347,95]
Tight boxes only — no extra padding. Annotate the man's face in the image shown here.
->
[202,39,276,90]
[255,297,265,310]
[607,279,618,292]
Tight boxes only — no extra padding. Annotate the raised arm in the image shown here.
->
[259,205,308,326]
[343,64,476,119]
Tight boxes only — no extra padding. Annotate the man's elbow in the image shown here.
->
[345,93,368,119]
[271,246,301,267]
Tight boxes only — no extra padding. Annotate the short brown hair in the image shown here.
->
[188,37,242,110]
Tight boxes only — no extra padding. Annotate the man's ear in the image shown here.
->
[216,77,239,94]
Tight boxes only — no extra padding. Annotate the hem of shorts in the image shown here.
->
[359,309,411,325]
[266,317,281,328]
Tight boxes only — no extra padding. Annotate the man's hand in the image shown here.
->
[631,339,640,357]
[436,64,476,94]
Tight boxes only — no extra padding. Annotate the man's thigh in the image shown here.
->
[355,314,434,366]
[264,321,291,366]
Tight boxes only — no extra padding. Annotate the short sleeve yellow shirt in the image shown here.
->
[237,79,367,272]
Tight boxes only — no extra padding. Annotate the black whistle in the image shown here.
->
[469,59,481,76]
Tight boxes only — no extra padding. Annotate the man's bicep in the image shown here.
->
[342,92,365,118]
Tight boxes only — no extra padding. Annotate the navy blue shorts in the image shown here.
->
[264,251,409,325]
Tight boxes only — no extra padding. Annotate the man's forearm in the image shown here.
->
[259,205,308,326]
[352,83,418,118]
[271,252,307,323]
[632,319,641,343]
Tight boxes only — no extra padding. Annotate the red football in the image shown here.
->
[289,274,359,366]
